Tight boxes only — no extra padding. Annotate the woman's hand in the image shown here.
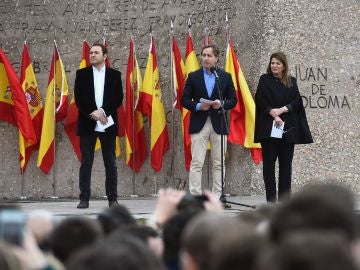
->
[274,116,284,127]
[270,106,288,118]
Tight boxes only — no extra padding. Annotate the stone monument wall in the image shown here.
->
[0,0,358,199]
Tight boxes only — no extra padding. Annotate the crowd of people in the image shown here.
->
[0,183,359,270]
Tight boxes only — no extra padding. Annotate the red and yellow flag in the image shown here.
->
[137,36,153,116]
[143,36,169,171]
[172,37,191,171]
[125,38,147,172]
[19,41,44,173]
[0,49,36,147]
[183,30,204,159]
[185,31,200,78]
[64,40,90,161]
[37,43,69,173]
[225,40,262,164]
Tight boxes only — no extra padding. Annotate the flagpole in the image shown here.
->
[169,20,176,189]
[225,12,230,44]
[130,35,137,196]
[204,24,212,191]
[20,36,27,200]
[149,28,158,197]
[52,38,58,199]
[204,26,209,46]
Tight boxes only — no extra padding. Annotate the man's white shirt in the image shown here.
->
[93,65,106,132]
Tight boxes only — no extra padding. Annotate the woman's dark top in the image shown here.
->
[254,73,313,144]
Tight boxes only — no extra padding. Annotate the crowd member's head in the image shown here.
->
[97,205,136,235]
[210,220,266,270]
[162,210,200,270]
[269,183,356,243]
[111,225,163,257]
[67,234,165,270]
[256,231,357,270]
[181,213,242,270]
[351,214,360,267]
[50,217,103,263]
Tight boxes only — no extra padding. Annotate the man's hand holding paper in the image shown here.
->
[199,98,221,110]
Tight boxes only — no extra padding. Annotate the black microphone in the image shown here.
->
[210,66,219,79]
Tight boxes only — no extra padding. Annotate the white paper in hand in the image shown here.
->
[200,98,216,105]
[270,120,285,138]
[96,115,114,131]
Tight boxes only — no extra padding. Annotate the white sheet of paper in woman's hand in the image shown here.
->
[270,120,285,138]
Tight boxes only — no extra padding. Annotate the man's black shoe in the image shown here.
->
[108,200,119,208]
[77,200,89,209]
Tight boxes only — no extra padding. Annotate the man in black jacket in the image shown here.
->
[181,45,237,198]
[74,43,123,209]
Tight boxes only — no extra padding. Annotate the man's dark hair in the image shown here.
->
[50,217,103,263]
[97,205,136,235]
[210,231,266,270]
[163,210,199,269]
[256,231,357,270]
[269,184,356,243]
[91,43,108,55]
[182,213,258,270]
[67,234,165,270]
[201,44,220,58]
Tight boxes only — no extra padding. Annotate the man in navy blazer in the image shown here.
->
[181,44,237,199]
[74,43,123,209]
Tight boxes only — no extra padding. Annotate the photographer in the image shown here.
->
[152,189,222,270]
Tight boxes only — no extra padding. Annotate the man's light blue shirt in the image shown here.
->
[196,68,216,111]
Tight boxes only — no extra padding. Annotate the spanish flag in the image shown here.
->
[184,30,205,153]
[0,49,36,159]
[172,37,191,171]
[64,40,90,161]
[185,31,200,78]
[143,35,169,171]
[125,37,147,172]
[37,42,69,173]
[225,40,262,164]
[19,41,44,173]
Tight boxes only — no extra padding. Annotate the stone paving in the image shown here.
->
[4,194,360,221]
[3,195,268,220]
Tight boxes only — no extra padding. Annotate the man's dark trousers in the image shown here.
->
[79,132,117,201]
